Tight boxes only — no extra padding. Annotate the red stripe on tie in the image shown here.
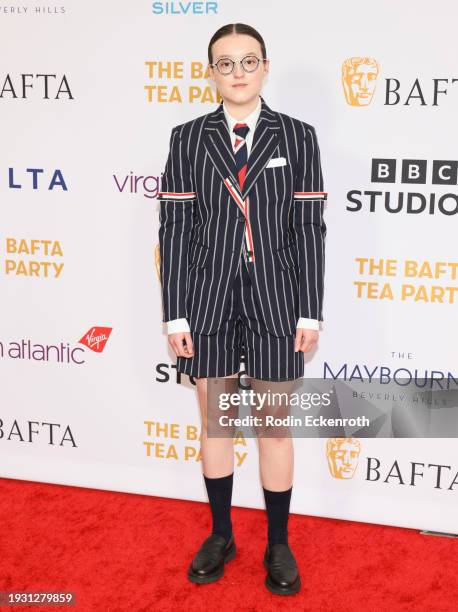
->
[238,164,247,191]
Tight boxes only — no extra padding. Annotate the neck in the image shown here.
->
[223,94,260,120]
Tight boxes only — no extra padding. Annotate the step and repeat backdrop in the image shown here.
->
[1,1,457,534]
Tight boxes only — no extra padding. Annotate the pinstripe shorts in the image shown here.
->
[176,254,304,381]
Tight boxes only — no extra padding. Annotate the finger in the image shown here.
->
[170,339,183,357]
[170,336,188,358]
[302,337,318,353]
[175,336,194,359]
[297,331,309,352]
[294,329,305,352]
[183,332,194,355]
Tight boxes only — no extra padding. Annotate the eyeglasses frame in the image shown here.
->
[209,55,268,75]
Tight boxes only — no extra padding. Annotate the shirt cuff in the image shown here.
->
[166,318,191,334]
[296,317,320,330]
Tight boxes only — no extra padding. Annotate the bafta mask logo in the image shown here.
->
[326,437,361,479]
[342,57,380,106]
[154,243,161,282]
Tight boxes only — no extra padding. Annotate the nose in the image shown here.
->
[233,61,245,77]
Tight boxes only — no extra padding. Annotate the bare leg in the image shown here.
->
[195,373,239,477]
[250,378,297,491]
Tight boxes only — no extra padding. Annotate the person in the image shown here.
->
[158,22,327,596]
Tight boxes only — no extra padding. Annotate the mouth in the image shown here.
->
[232,83,247,88]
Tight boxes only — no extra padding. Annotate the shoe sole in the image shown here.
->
[263,558,301,595]
[187,542,236,584]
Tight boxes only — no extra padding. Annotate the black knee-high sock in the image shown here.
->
[262,485,292,546]
[203,472,234,543]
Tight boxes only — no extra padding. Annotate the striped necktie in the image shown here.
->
[233,122,254,262]
[233,122,250,191]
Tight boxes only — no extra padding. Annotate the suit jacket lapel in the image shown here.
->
[203,104,240,195]
[202,95,281,205]
[242,96,280,200]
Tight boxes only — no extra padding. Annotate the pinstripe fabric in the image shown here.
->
[158,95,327,338]
[175,254,304,381]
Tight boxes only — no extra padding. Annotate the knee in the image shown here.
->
[259,435,291,446]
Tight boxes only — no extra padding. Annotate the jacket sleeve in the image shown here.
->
[293,125,327,322]
[158,126,197,323]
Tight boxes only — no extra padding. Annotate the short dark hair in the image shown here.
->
[208,23,267,65]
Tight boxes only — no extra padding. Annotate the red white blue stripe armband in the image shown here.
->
[293,191,328,201]
[157,191,197,201]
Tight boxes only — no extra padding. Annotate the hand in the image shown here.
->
[294,328,318,353]
[168,332,194,358]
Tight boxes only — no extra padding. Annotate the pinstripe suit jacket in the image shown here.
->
[158,95,327,338]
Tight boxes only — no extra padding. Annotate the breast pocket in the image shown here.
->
[265,156,288,169]
[189,241,211,269]
[275,241,298,270]
[263,157,293,199]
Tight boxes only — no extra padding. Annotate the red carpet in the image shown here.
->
[0,477,456,611]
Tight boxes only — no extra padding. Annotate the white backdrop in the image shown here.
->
[1,0,457,535]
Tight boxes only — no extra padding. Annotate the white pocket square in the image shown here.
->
[266,156,287,168]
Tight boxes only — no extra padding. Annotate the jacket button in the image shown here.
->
[237,216,245,222]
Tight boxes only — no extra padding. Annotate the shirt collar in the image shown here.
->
[222,95,261,135]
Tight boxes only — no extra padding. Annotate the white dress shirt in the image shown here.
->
[165,96,320,334]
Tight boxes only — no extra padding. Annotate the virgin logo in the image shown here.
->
[78,326,113,353]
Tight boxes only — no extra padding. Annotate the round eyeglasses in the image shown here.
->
[210,55,266,76]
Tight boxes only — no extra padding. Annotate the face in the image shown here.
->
[331,442,360,478]
[209,33,269,105]
[342,58,379,106]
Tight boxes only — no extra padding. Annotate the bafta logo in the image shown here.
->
[342,57,380,106]
[326,437,361,479]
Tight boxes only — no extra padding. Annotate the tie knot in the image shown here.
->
[233,123,250,139]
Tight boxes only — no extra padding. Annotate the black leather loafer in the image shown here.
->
[264,543,301,595]
[188,533,236,584]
